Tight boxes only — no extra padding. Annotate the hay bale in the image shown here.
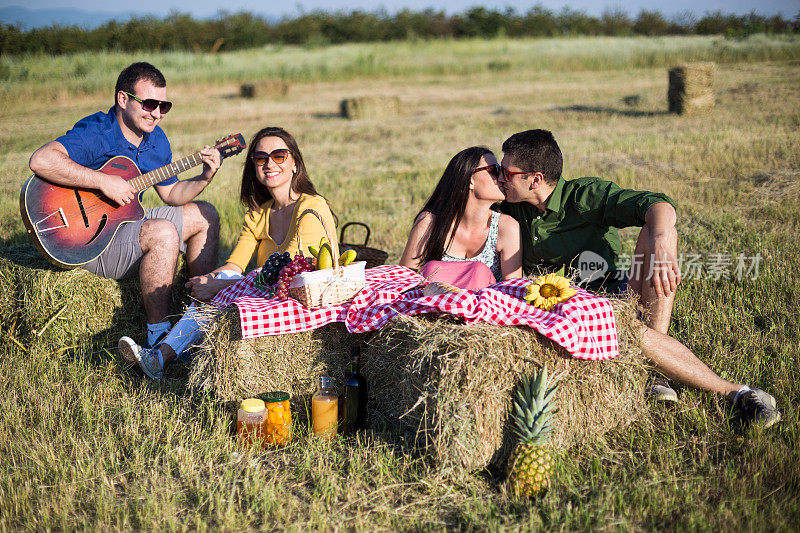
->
[0,245,187,353]
[190,298,646,475]
[340,96,401,120]
[240,80,290,99]
[622,94,641,107]
[0,245,144,352]
[668,62,715,115]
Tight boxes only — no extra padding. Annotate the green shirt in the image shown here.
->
[499,177,676,292]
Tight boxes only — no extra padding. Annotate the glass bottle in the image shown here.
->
[312,376,338,439]
[343,345,369,434]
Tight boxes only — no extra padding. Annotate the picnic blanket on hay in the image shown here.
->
[211,265,619,361]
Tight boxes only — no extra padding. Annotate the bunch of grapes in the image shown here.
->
[255,251,292,291]
[275,254,314,300]
[253,252,292,298]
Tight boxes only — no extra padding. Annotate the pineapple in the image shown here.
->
[506,365,560,498]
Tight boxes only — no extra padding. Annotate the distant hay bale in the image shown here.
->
[340,96,401,120]
[622,94,641,107]
[190,297,646,475]
[240,80,290,99]
[668,62,715,115]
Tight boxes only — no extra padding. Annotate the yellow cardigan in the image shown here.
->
[225,194,336,271]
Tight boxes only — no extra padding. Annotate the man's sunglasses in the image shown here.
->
[123,91,172,114]
[501,166,536,180]
[474,163,501,178]
[251,149,291,166]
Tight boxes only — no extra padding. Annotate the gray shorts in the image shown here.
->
[82,205,186,280]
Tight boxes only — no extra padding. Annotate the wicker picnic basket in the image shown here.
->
[288,209,366,309]
[339,222,388,269]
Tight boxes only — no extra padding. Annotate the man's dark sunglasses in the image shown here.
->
[251,148,291,166]
[474,163,501,178]
[123,91,173,114]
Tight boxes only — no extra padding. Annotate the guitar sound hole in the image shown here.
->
[74,190,89,228]
[86,214,108,245]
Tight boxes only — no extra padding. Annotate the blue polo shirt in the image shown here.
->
[56,107,178,197]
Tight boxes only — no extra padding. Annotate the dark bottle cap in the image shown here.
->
[260,391,290,403]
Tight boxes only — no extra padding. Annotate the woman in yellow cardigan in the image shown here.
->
[119,126,336,379]
[188,126,336,299]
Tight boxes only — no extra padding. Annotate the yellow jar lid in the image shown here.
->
[241,398,265,413]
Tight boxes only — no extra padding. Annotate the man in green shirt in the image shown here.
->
[498,129,780,428]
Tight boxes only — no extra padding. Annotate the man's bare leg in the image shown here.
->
[628,224,682,401]
[138,218,180,324]
[628,224,678,335]
[181,201,219,277]
[640,323,780,427]
[640,324,742,400]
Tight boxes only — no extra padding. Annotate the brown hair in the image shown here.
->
[414,146,494,265]
[501,129,563,185]
[114,62,166,106]
[240,127,316,209]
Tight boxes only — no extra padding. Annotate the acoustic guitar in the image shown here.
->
[20,133,246,269]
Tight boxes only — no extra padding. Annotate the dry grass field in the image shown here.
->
[1,35,799,530]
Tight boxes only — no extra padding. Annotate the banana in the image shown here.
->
[308,245,320,258]
[339,249,357,266]
[316,243,333,270]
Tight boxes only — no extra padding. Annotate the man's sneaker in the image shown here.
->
[118,336,164,379]
[734,388,781,428]
[118,336,141,366]
[645,373,678,402]
[135,346,164,380]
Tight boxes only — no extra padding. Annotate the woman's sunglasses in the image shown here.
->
[123,91,172,114]
[251,149,291,166]
[474,163,501,178]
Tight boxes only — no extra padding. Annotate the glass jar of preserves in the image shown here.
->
[262,391,291,446]
[237,398,266,446]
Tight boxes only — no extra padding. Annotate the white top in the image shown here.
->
[441,211,502,281]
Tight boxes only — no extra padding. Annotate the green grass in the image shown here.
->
[2,34,800,104]
[1,35,799,529]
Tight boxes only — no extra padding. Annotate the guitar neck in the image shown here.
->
[129,151,204,193]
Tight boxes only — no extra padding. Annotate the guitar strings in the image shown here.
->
[38,138,241,228]
[47,152,204,221]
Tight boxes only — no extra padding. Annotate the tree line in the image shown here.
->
[2,7,799,55]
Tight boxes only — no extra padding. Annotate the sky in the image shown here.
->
[1,0,798,27]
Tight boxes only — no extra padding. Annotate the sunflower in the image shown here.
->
[524,273,578,311]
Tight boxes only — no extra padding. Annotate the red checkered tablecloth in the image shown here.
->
[211,265,619,361]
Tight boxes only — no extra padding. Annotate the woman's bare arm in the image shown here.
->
[399,212,434,271]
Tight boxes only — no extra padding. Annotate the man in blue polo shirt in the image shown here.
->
[29,62,222,350]
[498,129,780,428]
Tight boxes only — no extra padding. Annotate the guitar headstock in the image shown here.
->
[215,133,247,159]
